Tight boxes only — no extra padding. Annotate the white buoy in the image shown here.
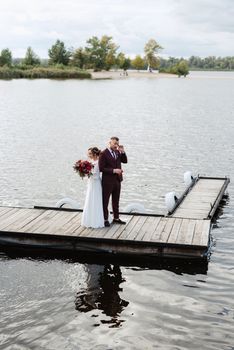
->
[55,198,80,209]
[165,192,178,212]
[124,203,146,213]
[184,171,194,186]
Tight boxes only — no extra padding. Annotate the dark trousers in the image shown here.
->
[102,180,121,221]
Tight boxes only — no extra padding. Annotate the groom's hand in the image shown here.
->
[118,145,125,153]
[113,169,123,175]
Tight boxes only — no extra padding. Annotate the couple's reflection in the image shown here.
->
[75,264,129,327]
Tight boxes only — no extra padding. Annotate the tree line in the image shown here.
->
[0,36,163,72]
[1,35,233,78]
[160,56,234,71]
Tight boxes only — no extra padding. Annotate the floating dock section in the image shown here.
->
[0,176,230,260]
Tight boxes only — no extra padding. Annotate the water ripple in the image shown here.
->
[0,74,234,349]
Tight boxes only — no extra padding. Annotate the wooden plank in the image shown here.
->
[72,215,131,238]
[59,213,83,235]
[183,196,218,202]
[191,190,222,195]
[182,219,196,245]
[15,209,46,230]
[179,202,212,209]
[0,208,28,229]
[118,216,141,240]
[175,208,208,215]
[21,210,59,232]
[187,193,220,198]
[71,224,86,236]
[158,218,176,242]
[3,209,45,231]
[101,225,120,239]
[80,221,119,238]
[195,182,225,188]
[126,215,148,240]
[186,187,220,192]
[191,181,223,185]
[134,216,158,241]
[39,211,79,235]
[188,190,221,195]
[27,211,66,234]
[173,209,207,219]
[200,220,210,246]
[178,200,214,206]
[175,219,191,245]
[88,227,108,238]
[110,221,131,240]
[194,185,224,189]
[167,218,183,243]
[182,196,217,202]
[104,215,132,239]
[192,220,204,246]
[103,223,125,239]
[80,227,95,237]
[0,207,17,219]
[55,212,82,235]
[151,217,169,242]
[193,192,222,197]
[179,202,213,209]
[88,215,132,239]
[141,217,162,242]
[184,196,217,202]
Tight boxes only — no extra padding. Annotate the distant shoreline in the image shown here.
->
[92,69,234,80]
[91,70,178,80]
[0,67,233,80]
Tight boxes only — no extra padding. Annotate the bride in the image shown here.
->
[81,147,105,228]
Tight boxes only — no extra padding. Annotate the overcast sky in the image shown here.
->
[0,0,233,58]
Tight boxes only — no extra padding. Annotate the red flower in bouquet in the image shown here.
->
[73,160,94,179]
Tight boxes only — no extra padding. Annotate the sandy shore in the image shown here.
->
[91,70,178,80]
[91,70,234,80]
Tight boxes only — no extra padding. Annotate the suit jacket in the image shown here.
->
[99,148,128,183]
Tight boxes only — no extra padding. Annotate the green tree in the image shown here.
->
[70,47,88,68]
[105,51,116,70]
[131,55,145,71]
[0,48,12,67]
[175,60,189,77]
[85,35,118,70]
[23,47,40,66]
[144,39,163,71]
[116,52,131,74]
[48,40,71,65]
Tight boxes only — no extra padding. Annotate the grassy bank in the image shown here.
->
[0,66,91,80]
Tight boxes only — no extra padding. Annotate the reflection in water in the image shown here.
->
[75,264,129,327]
[1,247,209,275]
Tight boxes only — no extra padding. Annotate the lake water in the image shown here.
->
[0,71,234,349]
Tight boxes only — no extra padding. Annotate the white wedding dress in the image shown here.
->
[81,160,105,228]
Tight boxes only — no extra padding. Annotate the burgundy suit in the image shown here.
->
[99,149,128,221]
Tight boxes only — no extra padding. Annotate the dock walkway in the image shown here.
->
[172,177,228,219]
[0,176,230,259]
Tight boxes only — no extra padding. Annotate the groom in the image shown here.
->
[99,136,128,227]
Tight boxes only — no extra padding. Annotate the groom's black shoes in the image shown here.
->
[113,218,126,225]
[104,220,110,227]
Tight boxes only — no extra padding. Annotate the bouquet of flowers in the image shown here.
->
[73,160,94,179]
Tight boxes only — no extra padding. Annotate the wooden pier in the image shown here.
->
[171,176,229,219]
[0,176,230,260]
